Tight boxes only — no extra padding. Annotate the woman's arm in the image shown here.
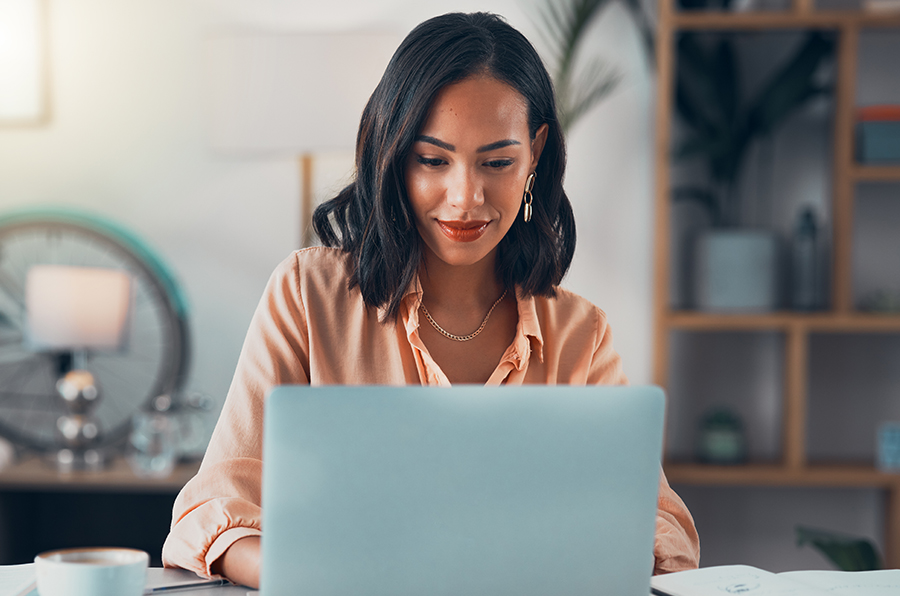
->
[163,253,311,578]
[212,536,261,589]
[584,307,699,572]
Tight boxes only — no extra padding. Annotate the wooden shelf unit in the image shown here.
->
[653,0,900,569]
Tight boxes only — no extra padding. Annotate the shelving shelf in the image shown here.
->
[673,11,900,30]
[665,463,900,488]
[653,0,900,569]
[852,164,900,182]
[666,311,900,332]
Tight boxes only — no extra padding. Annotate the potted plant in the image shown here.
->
[532,0,655,132]
[673,31,834,311]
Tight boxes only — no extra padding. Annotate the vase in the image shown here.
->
[694,229,780,312]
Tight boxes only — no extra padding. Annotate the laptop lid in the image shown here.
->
[261,385,665,596]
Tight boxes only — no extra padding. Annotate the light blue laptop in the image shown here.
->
[261,385,665,596]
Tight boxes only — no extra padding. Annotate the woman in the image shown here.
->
[162,12,699,588]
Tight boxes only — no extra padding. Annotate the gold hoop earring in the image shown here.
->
[523,172,536,223]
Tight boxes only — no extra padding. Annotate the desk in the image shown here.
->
[0,457,201,566]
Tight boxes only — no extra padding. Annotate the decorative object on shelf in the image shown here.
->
[128,406,178,479]
[857,105,900,164]
[127,390,214,478]
[877,421,900,471]
[858,289,900,313]
[796,526,883,571]
[673,31,834,311]
[791,206,822,311]
[0,208,191,460]
[695,229,780,311]
[696,407,746,464]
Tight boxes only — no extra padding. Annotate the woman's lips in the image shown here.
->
[437,220,490,242]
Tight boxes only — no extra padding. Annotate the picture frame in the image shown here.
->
[0,0,50,126]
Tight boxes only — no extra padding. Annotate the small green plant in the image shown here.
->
[674,32,835,226]
[796,526,883,571]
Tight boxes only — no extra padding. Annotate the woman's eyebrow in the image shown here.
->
[476,139,521,152]
[416,135,455,151]
[414,136,521,153]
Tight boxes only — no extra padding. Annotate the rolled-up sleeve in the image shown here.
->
[653,471,701,573]
[162,253,310,577]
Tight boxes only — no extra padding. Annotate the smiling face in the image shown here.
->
[405,75,547,270]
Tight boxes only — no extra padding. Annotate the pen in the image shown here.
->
[143,578,232,594]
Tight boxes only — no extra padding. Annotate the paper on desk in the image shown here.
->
[0,563,36,596]
[779,569,900,595]
[651,565,900,596]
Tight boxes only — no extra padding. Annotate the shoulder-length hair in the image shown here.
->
[313,11,576,319]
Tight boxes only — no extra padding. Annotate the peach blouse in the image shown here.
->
[162,247,699,576]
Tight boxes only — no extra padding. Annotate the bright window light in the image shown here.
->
[0,0,45,123]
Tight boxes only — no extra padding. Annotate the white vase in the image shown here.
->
[694,229,780,312]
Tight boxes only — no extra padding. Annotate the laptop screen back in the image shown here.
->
[261,385,665,596]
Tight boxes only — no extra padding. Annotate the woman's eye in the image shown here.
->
[485,159,514,169]
[416,156,446,167]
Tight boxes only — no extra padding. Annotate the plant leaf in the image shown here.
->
[676,33,730,137]
[797,526,883,572]
[672,186,722,225]
[748,32,835,135]
[618,0,656,66]
[562,63,620,130]
[533,0,619,132]
[712,39,738,125]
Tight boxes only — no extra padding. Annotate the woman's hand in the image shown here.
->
[212,535,261,589]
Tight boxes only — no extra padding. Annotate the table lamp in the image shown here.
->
[206,32,400,246]
[25,265,132,469]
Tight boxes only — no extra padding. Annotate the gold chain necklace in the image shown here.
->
[420,289,508,342]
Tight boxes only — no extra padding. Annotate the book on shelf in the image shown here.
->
[651,564,900,596]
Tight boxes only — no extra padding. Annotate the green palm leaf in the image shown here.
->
[533,0,620,132]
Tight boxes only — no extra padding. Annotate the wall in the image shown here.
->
[0,0,655,408]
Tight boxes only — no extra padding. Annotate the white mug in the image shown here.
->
[35,547,149,596]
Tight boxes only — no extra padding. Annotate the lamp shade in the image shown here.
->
[205,32,400,154]
[26,265,132,351]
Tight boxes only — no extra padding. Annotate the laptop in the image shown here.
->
[260,385,665,596]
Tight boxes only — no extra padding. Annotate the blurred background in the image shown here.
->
[0,0,899,575]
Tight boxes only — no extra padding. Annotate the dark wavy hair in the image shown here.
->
[313,12,576,319]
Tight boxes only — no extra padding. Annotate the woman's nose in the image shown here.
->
[446,168,484,211]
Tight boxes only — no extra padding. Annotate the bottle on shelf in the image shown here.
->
[791,207,820,311]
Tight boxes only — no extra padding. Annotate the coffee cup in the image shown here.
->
[35,547,148,596]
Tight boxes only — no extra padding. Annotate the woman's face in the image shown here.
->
[405,75,548,270]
